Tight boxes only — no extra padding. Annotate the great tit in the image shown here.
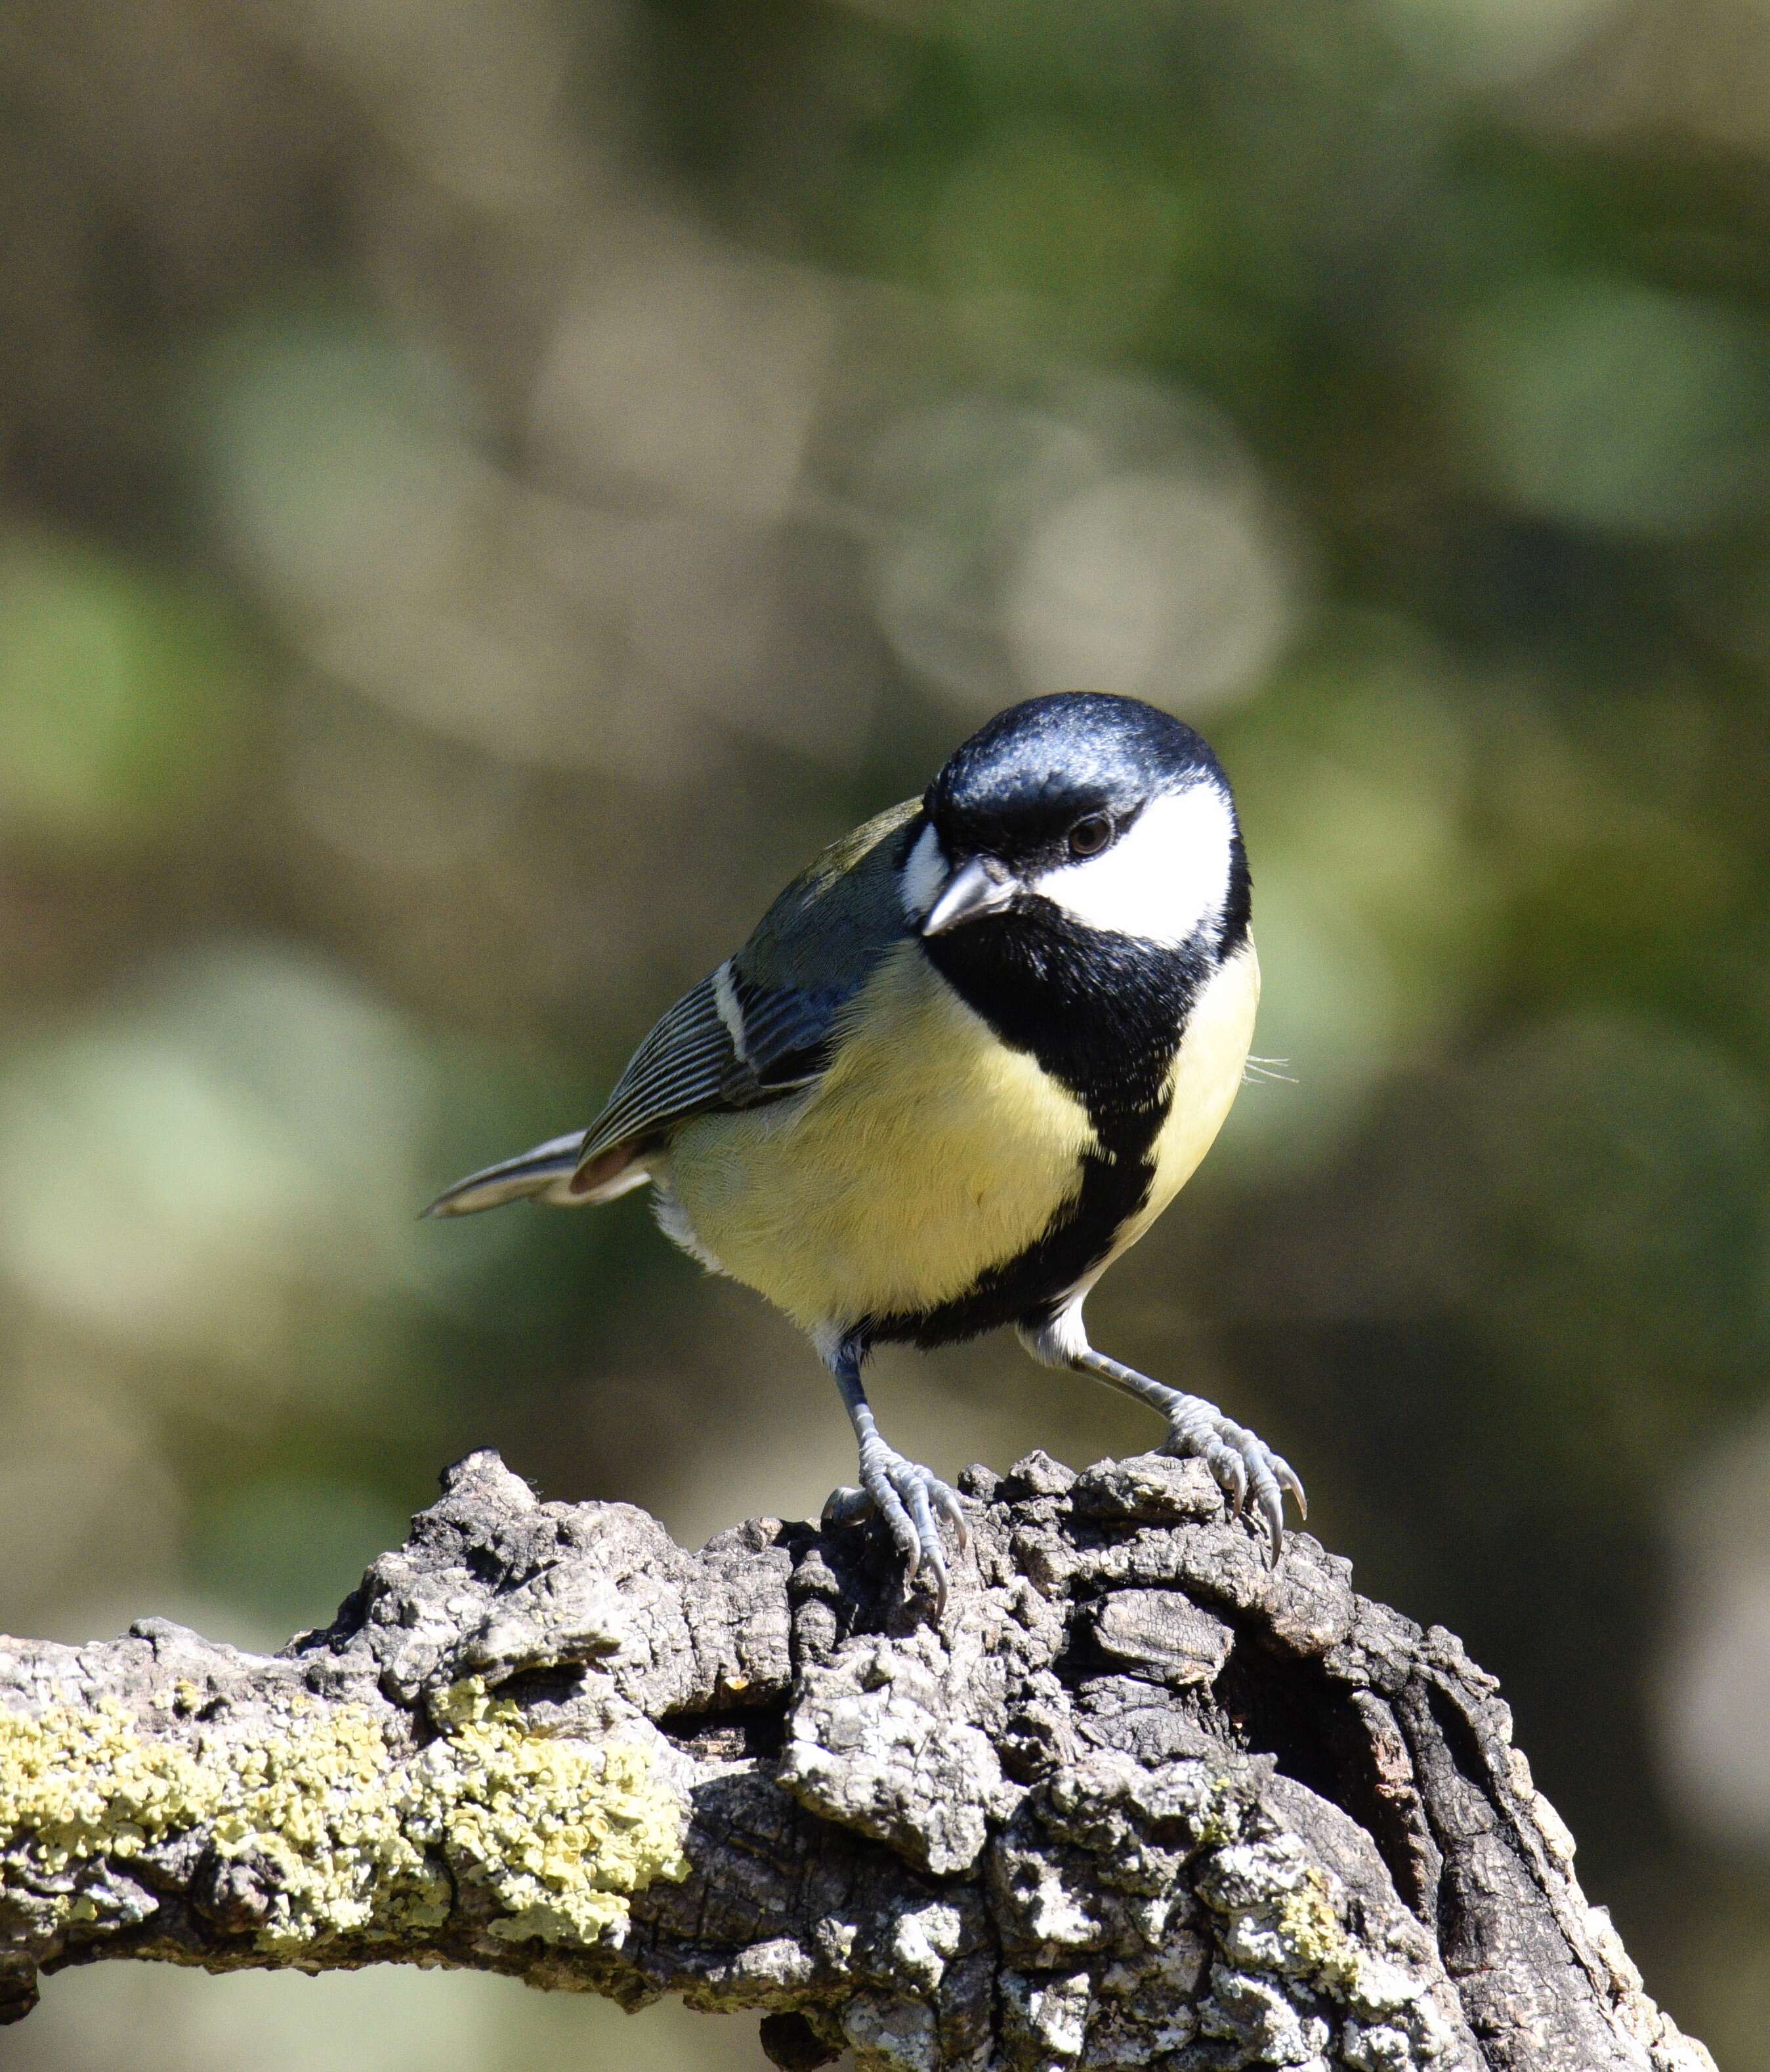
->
[428,692,1300,1604]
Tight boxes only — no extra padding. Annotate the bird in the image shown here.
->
[426,692,1301,1607]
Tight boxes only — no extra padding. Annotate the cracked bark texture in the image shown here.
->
[0,1446,1716,2072]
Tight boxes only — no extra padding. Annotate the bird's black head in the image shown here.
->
[928,694,1223,861]
[906,693,1247,953]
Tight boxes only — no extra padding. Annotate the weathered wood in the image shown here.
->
[0,1447,1714,2071]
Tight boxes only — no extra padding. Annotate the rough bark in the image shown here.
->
[0,1446,1714,2072]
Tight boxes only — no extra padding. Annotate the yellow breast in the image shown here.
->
[1104,938,1261,1268]
[662,942,1097,1331]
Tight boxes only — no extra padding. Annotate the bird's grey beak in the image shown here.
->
[921,855,1017,936]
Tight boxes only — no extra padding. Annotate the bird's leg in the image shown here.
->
[820,1338,967,1609]
[1021,1309,1305,1563]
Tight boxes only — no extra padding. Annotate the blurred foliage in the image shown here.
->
[3,0,1770,2065]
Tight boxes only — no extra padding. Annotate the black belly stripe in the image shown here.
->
[860,1133,1162,1350]
[856,890,1245,1352]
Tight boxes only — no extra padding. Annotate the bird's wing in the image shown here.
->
[574,799,923,1182]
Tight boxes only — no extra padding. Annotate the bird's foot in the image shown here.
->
[823,1444,969,1611]
[1158,1392,1305,1564]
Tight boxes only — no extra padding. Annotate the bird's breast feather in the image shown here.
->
[663,942,1096,1329]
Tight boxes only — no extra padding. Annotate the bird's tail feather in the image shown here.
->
[423,1131,648,1216]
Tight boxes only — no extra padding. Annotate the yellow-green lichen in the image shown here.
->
[412,1681,692,1945]
[1191,1766,1246,1850]
[0,1693,222,1875]
[0,1679,688,1955]
[1276,1867,1359,1989]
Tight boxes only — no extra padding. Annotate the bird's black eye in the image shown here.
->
[1068,813,1113,858]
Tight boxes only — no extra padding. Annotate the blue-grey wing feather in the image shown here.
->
[576,800,922,1169]
[578,976,736,1161]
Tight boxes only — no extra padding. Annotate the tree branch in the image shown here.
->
[0,1447,1714,2071]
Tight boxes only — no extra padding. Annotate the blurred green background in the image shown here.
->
[2,0,1768,2065]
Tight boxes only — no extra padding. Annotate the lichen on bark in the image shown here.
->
[0,1446,1716,2072]
[0,1663,687,1958]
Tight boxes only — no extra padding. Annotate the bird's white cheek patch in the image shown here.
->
[1034,783,1235,945]
[899,820,948,924]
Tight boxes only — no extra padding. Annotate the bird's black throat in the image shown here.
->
[855,877,1248,1354]
[924,901,1212,1129]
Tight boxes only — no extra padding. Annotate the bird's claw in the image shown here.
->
[1163,1396,1305,1566]
[823,1446,967,1611]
